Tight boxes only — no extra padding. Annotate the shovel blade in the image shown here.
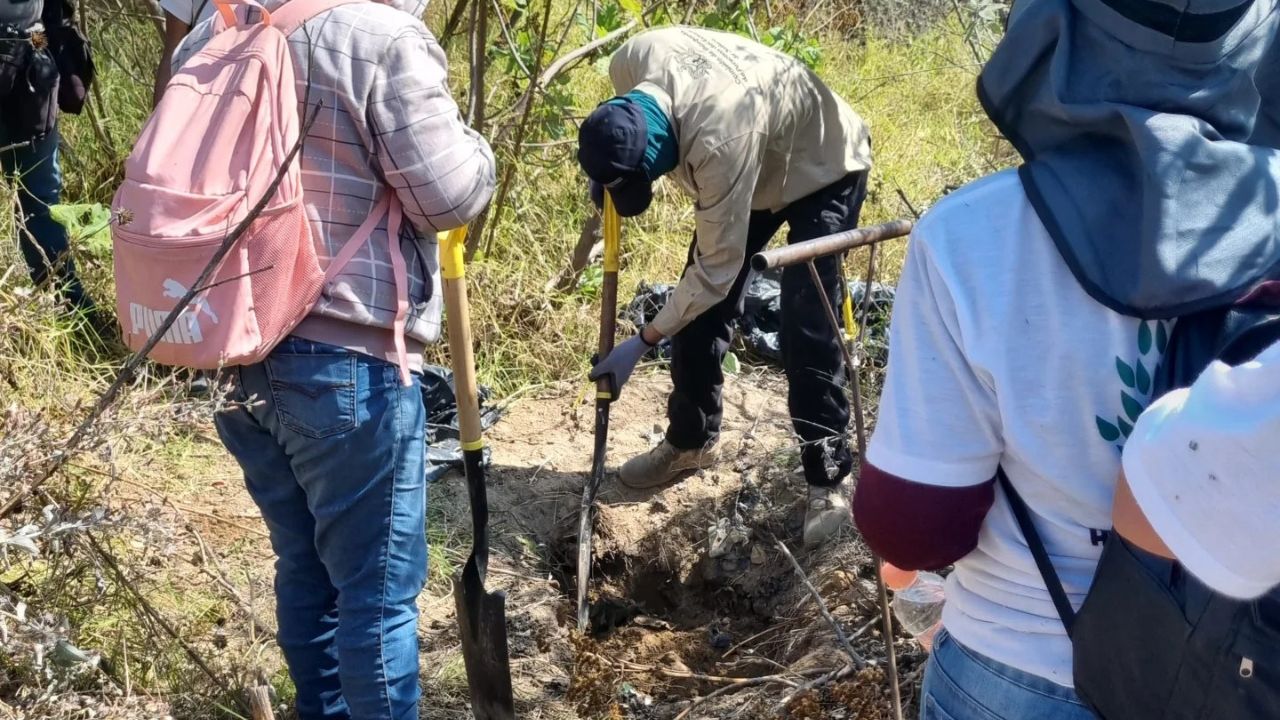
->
[454,563,515,720]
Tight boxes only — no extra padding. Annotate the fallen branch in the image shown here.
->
[0,103,323,520]
[672,674,793,720]
[772,535,867,669]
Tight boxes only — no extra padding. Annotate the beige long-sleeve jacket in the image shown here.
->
[608,26,871,336]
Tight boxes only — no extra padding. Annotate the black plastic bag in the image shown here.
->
[622,269,896,368]
[420,365,502,483]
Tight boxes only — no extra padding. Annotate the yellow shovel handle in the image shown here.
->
[440,226,484,451]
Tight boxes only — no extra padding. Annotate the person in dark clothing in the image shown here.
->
[2,0,97,319]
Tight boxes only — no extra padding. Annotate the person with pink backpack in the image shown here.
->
[115,0,495,715]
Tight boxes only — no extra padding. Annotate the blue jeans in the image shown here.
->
[0,126,93,311]
[921,629,1097,720]
[215,338,428,720]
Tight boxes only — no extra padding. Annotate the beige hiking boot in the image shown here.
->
[618,440,716,490]
[803,482,851,547]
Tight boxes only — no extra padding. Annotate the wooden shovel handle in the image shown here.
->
[440,226,484,449]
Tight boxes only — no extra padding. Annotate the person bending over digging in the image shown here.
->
[576,26,873,547]
[853,0,1279,718]
[171,0,495,717]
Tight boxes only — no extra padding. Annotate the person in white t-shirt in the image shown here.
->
[1115,339,1280,600]
[152,0,215,106]
[852,0,1280,718]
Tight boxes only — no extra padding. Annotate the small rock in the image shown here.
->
[750,544,766,565]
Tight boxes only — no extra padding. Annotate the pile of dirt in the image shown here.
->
[423,368,926,719]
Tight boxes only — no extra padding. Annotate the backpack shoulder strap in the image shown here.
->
[272,0,366,36]
[998,467,1077,636]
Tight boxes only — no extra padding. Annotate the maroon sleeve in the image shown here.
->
[853,462,996,571]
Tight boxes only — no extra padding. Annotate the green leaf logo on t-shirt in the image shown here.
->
[1096,320,1170,447]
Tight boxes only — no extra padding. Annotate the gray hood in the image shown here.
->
[979,0,1280,319]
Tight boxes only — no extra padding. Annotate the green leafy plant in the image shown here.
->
[760,19,823,69]
[576,264,604,300]
[49,203,113,259]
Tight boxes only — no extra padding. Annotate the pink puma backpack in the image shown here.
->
[111,0,412,384]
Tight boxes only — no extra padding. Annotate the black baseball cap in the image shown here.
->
[577,99,654,217]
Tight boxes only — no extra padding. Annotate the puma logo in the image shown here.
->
[162,278,219,325]
[127,278,219,345]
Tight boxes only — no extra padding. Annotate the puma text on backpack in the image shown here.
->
[1002,284,1280,720]
[111,0,412,383]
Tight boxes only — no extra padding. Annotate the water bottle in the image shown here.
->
[881,563,945,651]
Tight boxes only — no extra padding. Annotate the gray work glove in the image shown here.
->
[588,333,653,398]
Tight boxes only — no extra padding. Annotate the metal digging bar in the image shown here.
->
[750,219,914,272]
[751,218,914,720]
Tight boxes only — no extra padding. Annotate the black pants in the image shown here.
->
[665,171,868,487]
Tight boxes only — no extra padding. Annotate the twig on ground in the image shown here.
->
[613,657,823,685]
[771,535,867,669]
[776,663,859,712]
[672,674,795,720]
[720,621,788,659]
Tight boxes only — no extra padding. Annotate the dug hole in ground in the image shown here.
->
[423,367,928,719]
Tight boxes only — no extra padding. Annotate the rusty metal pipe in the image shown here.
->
[750,219,914,271]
